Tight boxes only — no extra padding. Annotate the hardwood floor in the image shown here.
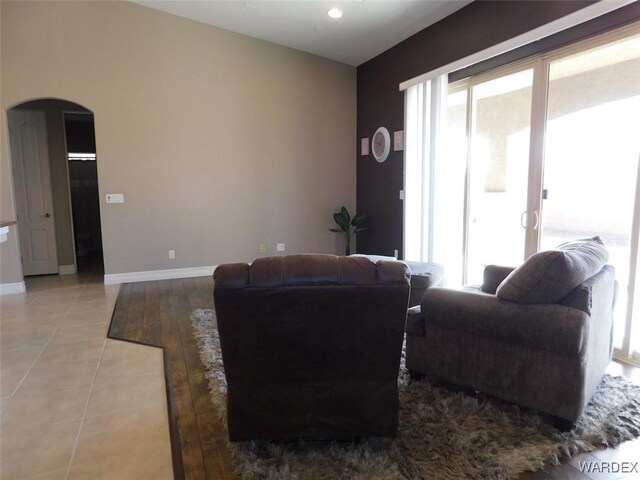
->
[108,277,238,480]
[108,276,640,480]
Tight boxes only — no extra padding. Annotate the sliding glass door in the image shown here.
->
[445,27,640,362]
[405,26,640,361]
[465,68,534,284]
[540,34,640,359]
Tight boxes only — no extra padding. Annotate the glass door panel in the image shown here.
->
[541,35,640,350]
[466,69,534,284]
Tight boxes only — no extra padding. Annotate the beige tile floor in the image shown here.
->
[0,274,173,479]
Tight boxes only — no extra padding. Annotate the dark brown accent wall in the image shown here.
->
[356,0,640,258]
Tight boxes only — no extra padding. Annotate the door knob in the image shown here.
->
[44,212,51,218]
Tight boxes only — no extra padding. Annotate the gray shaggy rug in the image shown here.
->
[191,308,640,480]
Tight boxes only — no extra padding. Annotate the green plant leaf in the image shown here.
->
[340,206,351,224]
[332,207,369,239]
[351,213,369,227]
[334,212,350,228]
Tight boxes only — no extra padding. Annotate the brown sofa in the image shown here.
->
[213,254,411,441]
[406,237,616,423]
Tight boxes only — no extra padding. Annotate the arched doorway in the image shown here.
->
[7,98,104,280]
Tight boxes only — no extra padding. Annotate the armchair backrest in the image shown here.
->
[482,263,615,315]
[560,265,616,315]
[482,265,515,294]
[213,254,411,440]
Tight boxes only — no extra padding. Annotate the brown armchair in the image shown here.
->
[213,254,411,441]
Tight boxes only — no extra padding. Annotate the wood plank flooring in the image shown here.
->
[108,276,640,480]
[108,277,237,480]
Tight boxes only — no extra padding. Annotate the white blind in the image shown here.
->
[403,74,447,263]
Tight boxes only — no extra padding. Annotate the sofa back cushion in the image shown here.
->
[496,237,609,304]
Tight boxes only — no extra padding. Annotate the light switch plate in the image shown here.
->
[361,138,369,156]
[106,193,124,204]
[393,130,404,151]
[276,243,286,252]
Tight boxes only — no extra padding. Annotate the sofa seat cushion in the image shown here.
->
[423,287,589,356]
[496,237,608,304]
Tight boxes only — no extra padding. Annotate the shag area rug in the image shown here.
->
[191,308,640,480]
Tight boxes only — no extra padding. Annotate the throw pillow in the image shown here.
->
[496,236,609,304]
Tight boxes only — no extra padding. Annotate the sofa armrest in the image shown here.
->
[421,287,589,356]
[482,265,515,294]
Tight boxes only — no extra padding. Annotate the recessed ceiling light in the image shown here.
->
[328,8,343,19]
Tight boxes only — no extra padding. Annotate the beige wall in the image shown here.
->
[0,1,356,282]
[0,0,23,285]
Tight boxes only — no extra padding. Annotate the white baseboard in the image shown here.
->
[104,266,216,285]
[58,264,77,275]
[0,281,27,295]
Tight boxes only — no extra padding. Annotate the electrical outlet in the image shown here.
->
[394,249,399,258]
[169,250,175,259]
[259,244,266,253]
[277,243,285,252]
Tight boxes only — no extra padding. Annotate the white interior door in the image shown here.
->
[8,109,58,276]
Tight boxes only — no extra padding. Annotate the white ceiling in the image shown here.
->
[133,1,473,66]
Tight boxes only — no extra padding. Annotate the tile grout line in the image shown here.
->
[62,283,121,478]
[64,337,108,480]
[4,329,57,407]
[1,277,117,477]
[25,289,44,307]
[2,286,80,410]
[63,279,109,479]
[5,279,169,477]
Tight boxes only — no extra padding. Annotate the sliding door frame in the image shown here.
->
[453,22,640,365]
[627,159,640,363]
[525,57,548,260]
[539,23,640,365]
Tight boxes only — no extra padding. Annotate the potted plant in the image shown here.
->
[330,206,369,256]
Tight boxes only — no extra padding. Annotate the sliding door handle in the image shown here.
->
[521,210,540,230]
